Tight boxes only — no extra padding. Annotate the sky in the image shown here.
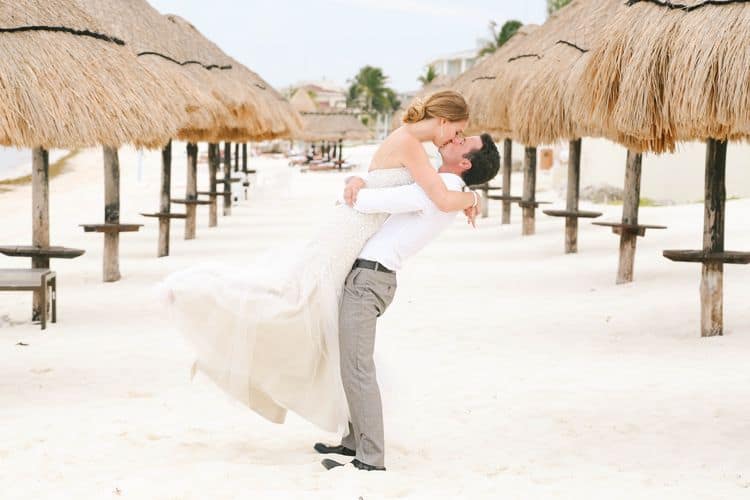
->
[148,0,547,93]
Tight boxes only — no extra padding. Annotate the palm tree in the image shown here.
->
[347,66,400,124]
[547,0,572,15]
[478,20,523,57]
[418,65,438,87]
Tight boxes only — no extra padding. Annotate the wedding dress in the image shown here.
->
[161,167,413,433]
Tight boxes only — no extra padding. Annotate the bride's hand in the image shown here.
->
[344,177,366,206]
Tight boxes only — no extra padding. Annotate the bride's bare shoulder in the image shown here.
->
[369,128,423,171]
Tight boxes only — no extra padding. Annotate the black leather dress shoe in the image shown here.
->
[352,459,386,471]
[314,443,355,456]
[321,458,386,471]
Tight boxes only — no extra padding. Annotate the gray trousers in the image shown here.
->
[338,266,397,467]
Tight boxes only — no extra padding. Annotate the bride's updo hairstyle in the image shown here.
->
[402,90,469,124]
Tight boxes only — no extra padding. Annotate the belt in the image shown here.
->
[353,258,395,274]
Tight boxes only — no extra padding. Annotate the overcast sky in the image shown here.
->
[148,0,547,92]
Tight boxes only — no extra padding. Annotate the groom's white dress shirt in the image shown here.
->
[352,173,465,271]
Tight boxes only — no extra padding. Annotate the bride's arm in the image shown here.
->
[402,146,475,212]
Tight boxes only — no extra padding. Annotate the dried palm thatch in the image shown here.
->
[74,0,226,134]
[163,14,302,142]
[577,0,750,153]
[508,0,627,146]
[298,113,373,142]
[290,89,318,113]
[451,24,539,136]
[0,0,189,149]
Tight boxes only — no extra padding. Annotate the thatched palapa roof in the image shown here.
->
[164,14,302,143]
[451,24,539,137]
[578,0,750,153]
[290,89,318,113]
[74,0,226,137]
[0,0,188,149]
[298,113,373,142]
[506,0,627,146]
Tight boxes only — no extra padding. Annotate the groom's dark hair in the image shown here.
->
[462,133,500,186]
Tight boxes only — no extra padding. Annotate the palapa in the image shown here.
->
[578,0,750,153]
[290,89,318,113]
[451,24,539,136]
[509,0,628,146]
[0,0,188,149]
[75,0,226,135]
[164,14,301,143]
[298,113,372,142]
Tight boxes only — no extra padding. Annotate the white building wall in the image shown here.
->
[545,138,750,203]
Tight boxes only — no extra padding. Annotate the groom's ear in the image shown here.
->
[459,158,472,172]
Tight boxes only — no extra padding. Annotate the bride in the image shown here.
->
[162,90,480,433]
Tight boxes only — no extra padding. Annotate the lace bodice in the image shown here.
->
[310,167,414,286]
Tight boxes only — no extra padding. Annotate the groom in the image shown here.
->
[316,133,500,471]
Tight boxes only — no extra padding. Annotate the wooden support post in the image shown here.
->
[242,143,248,173]
[502,139,512,225]
[479,184,489,219]
[208,143,218,227]
[565,139,582,254]
[158,141,172,257]
[234,143,239,173]
[521,147,537,236]
[701,139,727,337]
[338,139,343,164]
[185,142,198,240]
[223,142,232,216]
[616,150,642,284]
[31,147,49,320]
[102,147,121,281]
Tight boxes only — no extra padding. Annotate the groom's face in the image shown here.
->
[438,134,482,169]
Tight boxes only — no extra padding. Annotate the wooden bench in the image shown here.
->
[0,269,56,329]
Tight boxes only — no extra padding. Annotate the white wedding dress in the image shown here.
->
[161,167,414,433]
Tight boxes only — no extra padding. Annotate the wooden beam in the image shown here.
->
[158,141,172,257]
[521,147,537,236]
[502,139,512,225]
[31,147,49,320]
[242,143,248,174]
[616,150,643,284]
[565,139,582,254]
[102,146,121,281]
[701,139,727,337]
[185,142,198,240]
[223,142,232,216]
[234,143,239,173]
[208,143,219,227]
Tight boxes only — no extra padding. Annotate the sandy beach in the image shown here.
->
[2,143,750,499]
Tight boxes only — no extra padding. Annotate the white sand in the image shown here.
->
[1,143,750,499]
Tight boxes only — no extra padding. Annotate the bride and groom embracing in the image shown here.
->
[163,90,500,472]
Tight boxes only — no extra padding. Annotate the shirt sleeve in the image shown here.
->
[352,183,432,214]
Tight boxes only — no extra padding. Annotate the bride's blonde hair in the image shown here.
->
[402,90,469,124]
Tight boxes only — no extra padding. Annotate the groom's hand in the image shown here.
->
[344,177,366,206]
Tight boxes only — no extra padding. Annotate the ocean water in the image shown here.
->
[0,146,31,181]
